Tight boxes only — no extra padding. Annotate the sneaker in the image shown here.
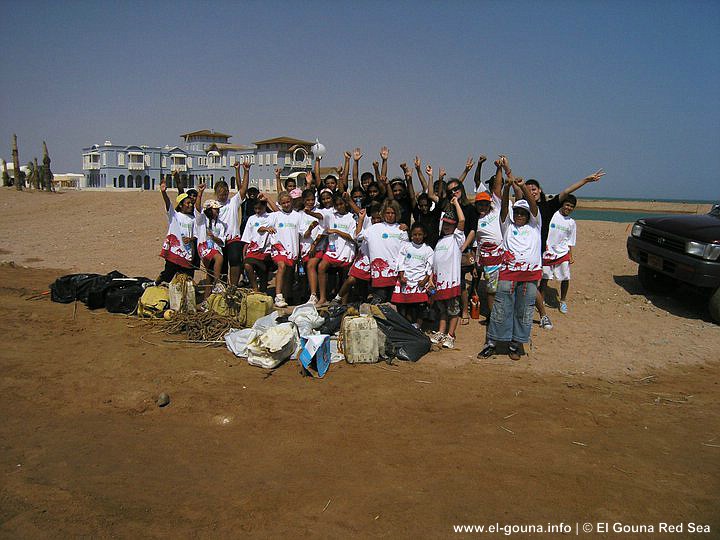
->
[477,343,496,359]
[274,294,288,308]
[429,331,446,344]
[540,315,553,330]
[508,342,521,361]
[308,294,318,305]
[442,334,455,349]
[559,302,568,314]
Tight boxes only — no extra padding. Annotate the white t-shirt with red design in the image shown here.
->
[392,242,434,302]
[194,210,227,261]
[324,211,357,264]
[350,216,373,277]
[365,222,409,287]
[433,229,465,300]
[268,209,302,260]
[160,207,195,268]
[298,211,322,259]
[241,212,271,258]
[475,193,504,266]
[218,191,244,244]
[543,211,576,265]
[500,211,542,281]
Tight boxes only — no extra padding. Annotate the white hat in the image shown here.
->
[513,199,530,211]
[203,199,221,210]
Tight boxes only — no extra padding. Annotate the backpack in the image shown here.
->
[137,286,170,318]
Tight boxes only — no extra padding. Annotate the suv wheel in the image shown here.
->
[708,287,720,324]
[637,265,675,294]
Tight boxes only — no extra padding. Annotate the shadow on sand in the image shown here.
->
[613,274,714,323]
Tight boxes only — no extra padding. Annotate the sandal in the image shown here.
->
[508,343,521,361]
[460,316,470,325]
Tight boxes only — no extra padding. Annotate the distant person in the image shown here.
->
[541,195,577,314]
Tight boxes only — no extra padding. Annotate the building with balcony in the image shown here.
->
[81,130,315,192]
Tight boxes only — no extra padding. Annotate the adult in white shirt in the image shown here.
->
[214,161,251,286]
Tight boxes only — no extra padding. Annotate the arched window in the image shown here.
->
[127,175,133,188]
[119,174,125,188]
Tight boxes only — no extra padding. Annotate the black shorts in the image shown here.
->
[224,241,244,267]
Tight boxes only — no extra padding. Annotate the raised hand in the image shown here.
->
[233,161,242,172]
[414,155,421,169]
[478,155,487,164]
[160,179,167,192]
[337,164,344,177]
[514,176,524,187]
[344,150,352,160]
[372,160,379,170]
[258,193,267,201]
[425,164,433,176]
[358,208,367,221]
[198,182,206,192]
[400,162,409,174]
[242,161,251,171]
[586,169,606,182]
[465,157,475,171]
[493,158,502,168]
[380,146,389,160]
[353,148,363,161]
[305,171,313,186]
[274,167,282,177]
[439,167,446,179]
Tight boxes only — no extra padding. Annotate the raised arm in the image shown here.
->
[260,192,278,213]
[351,147,362,191]
[195,182,206,212]
[275,167,283,194]
[160,178,171,211]
[426,165,439,203]
[491,158,503,199]
[414,155,428,193]
[401,162,417,209]
[314,157,321,191]
[339,151,351,193]
[557,169,605,201]
[380,146,389,182]
[502,156,523,200]
[458,156,475,184]
[500,179,511,222]
[473,155,487,191]
[355,208,366,236]
[173,170,183,194]
[451,195,465,231]
[344,191,362,215]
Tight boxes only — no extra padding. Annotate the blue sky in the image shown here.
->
[1,0,718,200]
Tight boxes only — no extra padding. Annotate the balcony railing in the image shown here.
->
[171,163,187,172]
[83,162,100,170]
[128,161,145,170]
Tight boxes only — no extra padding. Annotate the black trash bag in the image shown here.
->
[318,304,349,335]
[104,278,152,314]
[50,273,101,303]
[85,271,128,309]
[373,304,431,362]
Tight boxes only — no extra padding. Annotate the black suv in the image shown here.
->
[627,204,720,323]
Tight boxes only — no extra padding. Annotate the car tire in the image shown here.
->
[637,264,675,294]
[708,287,720,324]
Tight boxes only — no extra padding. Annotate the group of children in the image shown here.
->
[157,147,604,357]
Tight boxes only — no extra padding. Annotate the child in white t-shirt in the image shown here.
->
[392,222,434,329]
[316,194,357,305]
[241,196,272,292]
[194,187,227,298]
[157,178,196,284]
[331,202,382,305]
[216,161,250,286]
[541,195,577,314]
[430,196,466,349]
[266,192,302,307]
[306,188,336,304]
[364,200,409,303]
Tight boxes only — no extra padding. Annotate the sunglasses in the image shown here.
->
[450,186,462,192]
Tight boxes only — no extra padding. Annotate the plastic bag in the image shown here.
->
[318,304,348,335]
[289,303,325,337]
[247,322,299,369]
[373,304,430,362]
[252,310,279,332]
[225,328,255,358]
[105,279,151,314]
[84,271,128,308]
[50,273,100,304]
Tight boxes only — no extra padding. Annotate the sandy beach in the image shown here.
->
[1,188,718,537]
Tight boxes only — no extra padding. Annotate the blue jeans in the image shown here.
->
[487,280,537,344]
